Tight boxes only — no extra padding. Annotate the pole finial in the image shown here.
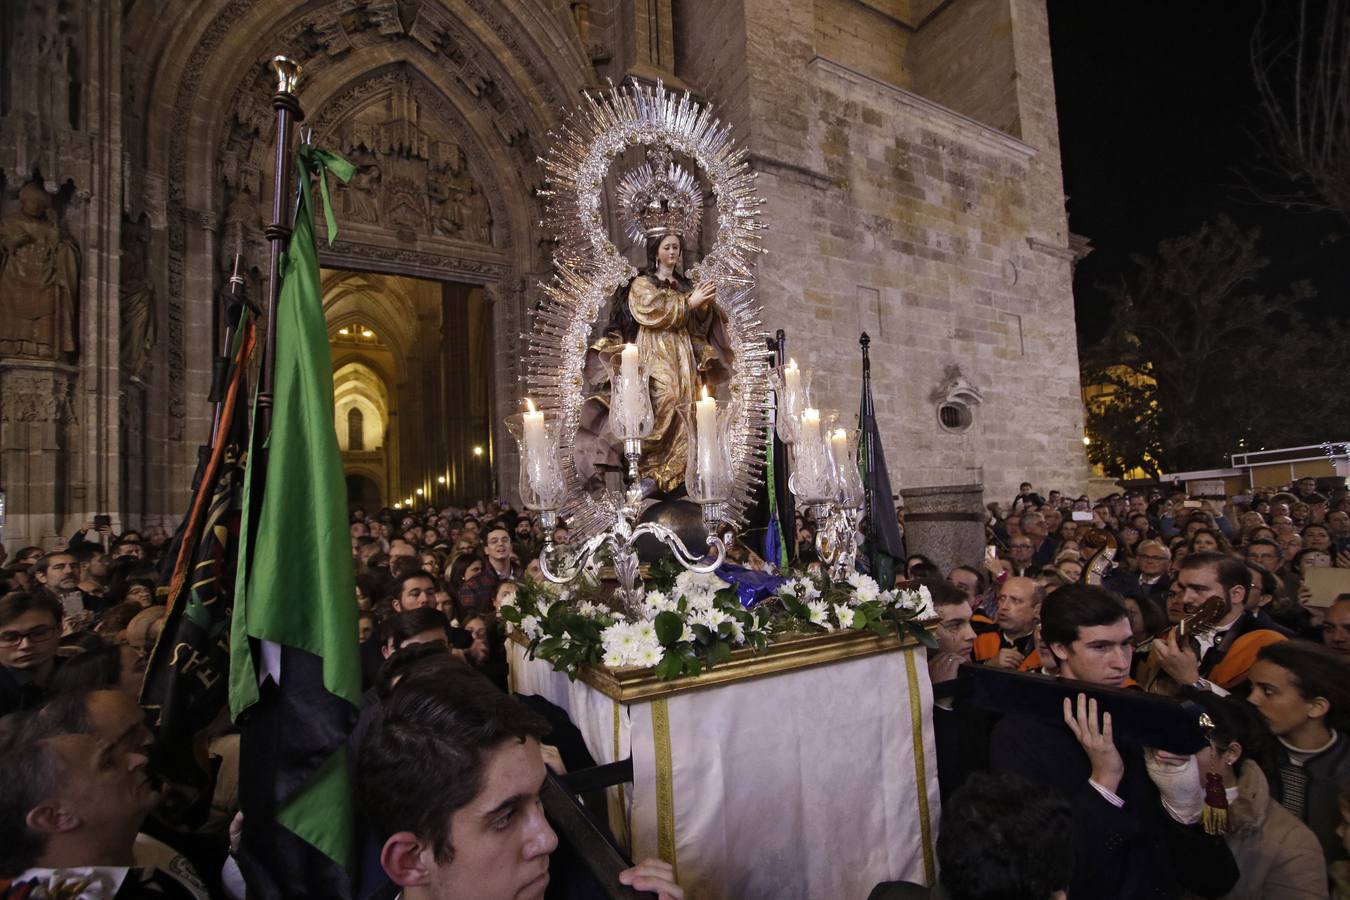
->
[271,56,301,95]
[860,332,871,375]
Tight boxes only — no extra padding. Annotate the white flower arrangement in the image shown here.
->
[501,563,937,682]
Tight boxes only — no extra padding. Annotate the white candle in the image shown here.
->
[830,427,848,466]
[619,343,642,429]
[696,385,717,480]
[522,398,545,469]
[784,358,802,409]
[801,407,821,445]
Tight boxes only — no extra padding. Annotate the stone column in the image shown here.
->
[899,483,987,576]
[0,361,79,549]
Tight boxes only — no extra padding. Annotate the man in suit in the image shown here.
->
[990,585,1238,900]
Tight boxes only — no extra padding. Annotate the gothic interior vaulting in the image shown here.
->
[1,0,1088,546]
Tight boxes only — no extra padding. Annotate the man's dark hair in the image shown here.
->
[1246,537,1281,553]
[381,608,451,648]
[0,591,63,630]
[376,642,476,700]
[396,569,437,595]
[358,674,549,862]
[389,556,422,580]
[950,565,989,596]
[1257,640,1350,729]
[33,552,74,578]
[47,646,125,694]
[921,578,969,611]
[936,771,1073,900]
[1040,584,1127,650]
[1179,551,1250,595]
[0,729,67,877]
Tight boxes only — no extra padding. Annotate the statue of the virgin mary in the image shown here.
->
[578,147,734,494]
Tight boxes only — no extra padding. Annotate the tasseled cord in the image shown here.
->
[1202,772,1228,835]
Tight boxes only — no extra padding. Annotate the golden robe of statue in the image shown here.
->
[579,270,733,495]
[627,274,727,490]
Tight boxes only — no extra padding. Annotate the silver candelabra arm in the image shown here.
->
[538,531,613,585]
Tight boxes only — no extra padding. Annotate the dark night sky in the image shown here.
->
[1047,1,1348,344]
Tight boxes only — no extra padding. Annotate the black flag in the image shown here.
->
[858,333,905,587]
[140,320,255,811]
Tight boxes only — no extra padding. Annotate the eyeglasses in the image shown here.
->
[0,624,58,648]
[1138,554,1170,562]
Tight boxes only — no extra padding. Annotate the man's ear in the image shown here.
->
[380,832,435,888]
[1306,695,1331,722]
[1228,584,1247,612]
[381,641,395,660]
[26,801,80,835]
[1048,641,1070,665]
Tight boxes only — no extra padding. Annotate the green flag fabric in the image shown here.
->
[229,144,359,879]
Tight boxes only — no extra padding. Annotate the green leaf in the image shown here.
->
[707,640,732,667]
[498,607,522,624]
[654,611,684,646]
[654,653,684,680]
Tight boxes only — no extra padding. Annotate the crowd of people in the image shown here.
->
[0,475,1347,899]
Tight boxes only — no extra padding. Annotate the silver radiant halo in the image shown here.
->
[530,80,773,544]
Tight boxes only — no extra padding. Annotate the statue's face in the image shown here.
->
[656,235,681,269]
[18,186,49,218]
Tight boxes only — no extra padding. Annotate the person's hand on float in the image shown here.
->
[619,859,683,900]
[1064,693,1124,794]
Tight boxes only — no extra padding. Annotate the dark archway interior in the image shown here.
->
[345,473,381,510]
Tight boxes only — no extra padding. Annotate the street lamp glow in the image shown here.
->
[416,488,424,496]
[437,475,447,484]
[1082,435,1091,446]
[473,445,484,457]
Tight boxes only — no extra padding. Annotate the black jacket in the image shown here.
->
[992,711,1238,899]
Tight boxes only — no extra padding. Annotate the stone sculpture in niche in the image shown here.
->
[0,178,80,360]
[119,213,156,378]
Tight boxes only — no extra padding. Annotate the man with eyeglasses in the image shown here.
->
[0,591,65,717]
[1244,538,1284,574]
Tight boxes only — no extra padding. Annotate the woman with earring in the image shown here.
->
[1179,688,1328,899]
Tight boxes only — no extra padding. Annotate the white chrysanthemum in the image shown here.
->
[634,621,658,643]
[727,617,746,644]
[679,624,695,643]
[806,600,832,630]
[913,584,936,619]
[694,607,731,632]
[519,615,543,641]
[636,643,663,667]
[834,605,856,629]
[846,572,880,604]
[603,651,625,668]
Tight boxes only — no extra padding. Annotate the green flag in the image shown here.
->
[229,145,359,892]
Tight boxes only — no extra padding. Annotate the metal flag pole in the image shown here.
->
[859,331,876,573]
[257,56,304,441]
[207,254,248,448]
[775,328,796,562]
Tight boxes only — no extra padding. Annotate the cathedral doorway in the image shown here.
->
[323,267,494,510]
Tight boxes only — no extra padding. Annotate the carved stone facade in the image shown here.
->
[0,0,1087,546]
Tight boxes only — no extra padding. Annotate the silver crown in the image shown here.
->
[616,145,703,244]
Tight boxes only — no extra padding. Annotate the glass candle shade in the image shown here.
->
[505,404,566,511]
[787,407,839,505]
[770,359,813,446]
[601,344,655,441]
[682,394,733,504]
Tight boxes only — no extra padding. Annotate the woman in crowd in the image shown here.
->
[1179,688,1328,899]
[443,552,484,600]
